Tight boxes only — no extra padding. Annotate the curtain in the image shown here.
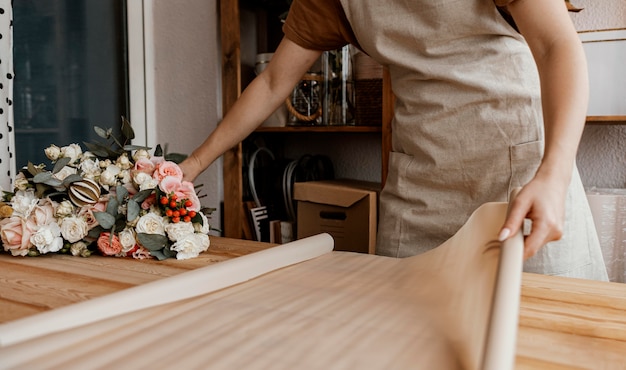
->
[0,0,14,191]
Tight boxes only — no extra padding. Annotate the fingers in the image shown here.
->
[498,188,564,260]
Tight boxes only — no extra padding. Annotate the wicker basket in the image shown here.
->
[354,78,383,126]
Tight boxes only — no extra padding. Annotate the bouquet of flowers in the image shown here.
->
[0,117,214,260]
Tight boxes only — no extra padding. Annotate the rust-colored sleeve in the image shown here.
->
[282,0,361,51]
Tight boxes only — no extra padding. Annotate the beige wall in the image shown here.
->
[152,0,223,232]
[572,0,626,188]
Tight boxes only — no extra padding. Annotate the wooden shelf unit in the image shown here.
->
[219,0,392,239]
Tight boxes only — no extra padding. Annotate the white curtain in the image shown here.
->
[0,1,14,191]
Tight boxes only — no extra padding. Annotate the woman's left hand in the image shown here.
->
[498,173,568,260]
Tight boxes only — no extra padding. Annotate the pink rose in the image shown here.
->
[133,158,156,175]
[97,232,123,256]
[178,181,201,211]
[77,205,99,230]
[159,176,182,195]
[0,216,35,256]
[29,199,57,227]
[153,161,183,182]
[141,193,157,210]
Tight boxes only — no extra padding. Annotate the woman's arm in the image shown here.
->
[179,38,322,182]
[498,0,589,259]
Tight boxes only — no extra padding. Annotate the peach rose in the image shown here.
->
[153,161,183,182]
[97,232,123,256]
[0,216,34,256]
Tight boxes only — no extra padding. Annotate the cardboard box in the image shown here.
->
[294,179,380,254]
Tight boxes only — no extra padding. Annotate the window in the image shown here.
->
[12,0,129,168]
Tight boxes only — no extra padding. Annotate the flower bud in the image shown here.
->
[45,145,61,161]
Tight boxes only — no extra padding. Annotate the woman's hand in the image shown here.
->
[499,171,569,260]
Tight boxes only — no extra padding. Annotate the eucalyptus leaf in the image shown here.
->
[116,185,128,203]
[83,141,110,157]
[132,189,153,203]
[106,197,119,217]
[163,245,176,258]
[137,233,169,251]
[33,172,53,184]
[94,211,116,229]
[52,157,71,173]
[35,183,48,198]
[88,225,105,239]
[150,250,168,261]
[123,144,151,152]
[121,116,136,141]
[94,126,109,139]
[27,162,43,176]
[62,174,84,186]
[127,200,140,222]
[164,152,188,164]
[154,144,163,157]
[43,178,64,187]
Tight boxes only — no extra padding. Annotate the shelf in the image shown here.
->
[586,116,626,125]
[255,125,382,133]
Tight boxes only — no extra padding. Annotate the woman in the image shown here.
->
[181,0,608,280]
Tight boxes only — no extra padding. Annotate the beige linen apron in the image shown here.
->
[340,0,608,280]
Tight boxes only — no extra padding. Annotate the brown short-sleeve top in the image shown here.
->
[282,0,523,51]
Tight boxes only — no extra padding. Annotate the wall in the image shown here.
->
[151,0,223,232]
[572,0,626,188]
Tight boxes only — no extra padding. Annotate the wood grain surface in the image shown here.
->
[1,236,625,369]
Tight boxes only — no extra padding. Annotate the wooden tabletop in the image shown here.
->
[1,236,625,369]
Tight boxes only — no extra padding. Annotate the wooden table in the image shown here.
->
[1,236,625,369]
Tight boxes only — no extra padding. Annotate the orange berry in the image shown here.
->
[171,194,178,200]
[172,217,180,223]
[184,200,192,208]
[179,209,188,216]
[169,201,177,208]
[188,211,197,218]
[160,196,168,205]
[165,209,173,217]
[183,216,191,222]
[173,210,180,218]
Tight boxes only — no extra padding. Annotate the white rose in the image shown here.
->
[70,241,88,256]
[11,190,38,217]
[165,221,195,242]
[79,158,101,179]
[52,166,77,182]
[119,169,132,184]
[31,223,63,254]
[14,177,30,191]
[116,153,133,170]
[100,159,112,169]
[99,165,121,187]
[118,228,137,252]
[133,172,156,190]
[135,212,166,235]
[193,212,211,234]
[171,233,210,260]
[55,200,74,218]
[60,216,89,243]
[61,143,83,165]
[45,144,61,161]
[133,149,150,162]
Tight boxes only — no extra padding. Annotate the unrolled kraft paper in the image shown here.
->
[0,202,523,370]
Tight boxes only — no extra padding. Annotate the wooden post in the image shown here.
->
[220,0,244,238]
